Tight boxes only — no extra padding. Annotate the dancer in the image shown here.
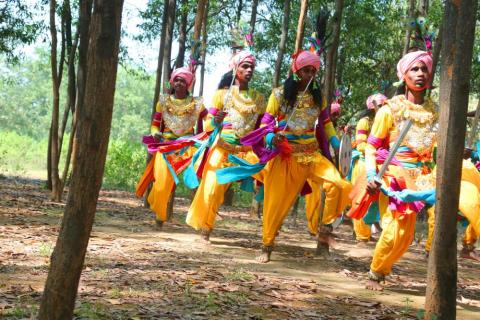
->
[186,51,266,241]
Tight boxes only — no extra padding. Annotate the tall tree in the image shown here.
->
[175,0,188,68]
[152,0,169,115]
[425,0,477,318]
[38,0,124,318]
[161,0,177,93]
[199,1,209,96]
[49,0,67,201]
[249,0,259,33]
[403,0,416,55]
[293,0,308,55]
[323,0,344,107]
[273,0,291,87]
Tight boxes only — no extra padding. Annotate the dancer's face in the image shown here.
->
[405,61,430,92]
[296,66,317,87]
[173,77,188,98]
[236,62,255,83]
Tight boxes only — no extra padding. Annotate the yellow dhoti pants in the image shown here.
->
[463,225,478,247]
[186,145,259,232]
[148,149,194,222]
[350,158,372,240]
[261,153,351,247]
[372,162,480,276]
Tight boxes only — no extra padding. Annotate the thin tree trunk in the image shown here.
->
[161,0,176,93]
[192,0,208,45]
[50,0,62,202]
[249,0,259,33]
[323,0,344,108]
[273,0,291,87]
[418,0,428,15]
[199,1,209,96]
[425,1,477,319]
[293,0,308,56]
[235,0,243,24]
[152,0,169,115]
[38,1,124,318]
[429,24,442,90]
[403,0,416,55]
[47,124,53,190]
[175,0,188,68]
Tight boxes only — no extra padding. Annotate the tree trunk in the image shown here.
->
[402,0,416,55]
[152,0,169,115]
[273,0,290,87]
[249,0,259,33]
[38,1,124,318]
[175,0,188,68]
[235,0,243,24]
[323,0,344,108]
[47,124,53,190]
[418,0,428,15]
[192,0,208,45]
[199,0,209,96]
[425,1,477,319]
[50,0,63,202]
[293,0,308,55]
[161,0,176,93]
[429,24,442,90]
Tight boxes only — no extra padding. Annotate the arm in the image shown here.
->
[321,99,340,150]
[203,90,225,132]
[355,118,370,154]
[365,106,393,181]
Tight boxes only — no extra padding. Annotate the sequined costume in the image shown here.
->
[136,95,207,223]
[185,86,266,233]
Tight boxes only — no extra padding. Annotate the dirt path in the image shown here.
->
[0,176,479,319]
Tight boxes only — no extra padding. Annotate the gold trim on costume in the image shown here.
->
[159,95,204,136]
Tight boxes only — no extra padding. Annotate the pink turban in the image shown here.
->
[291,50,321,73]
[396,51,433,81]
[366,93,387,110]
[229,51,256,70]
[170,67,194,87]
[331,102,341,115]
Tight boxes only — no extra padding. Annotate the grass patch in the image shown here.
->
[225,268,255,282]
[38,242,53,257]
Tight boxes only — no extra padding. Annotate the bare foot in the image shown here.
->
[256,246,272,263]
[256,251,271,263]
[460,248,480,261]
[200,230,211,243]
[315,240,329,256]
[155,220,164,230]
[366,279,384,291]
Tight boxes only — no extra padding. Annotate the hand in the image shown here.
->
[366,179,381,195]
[214,111,227,125]
[464,147,473,160]
[344,125,352,135]
[271,134,285,148]
[153,132,163,142]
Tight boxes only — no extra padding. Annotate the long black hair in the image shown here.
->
[218,71,234,89]
[283,75,322,113]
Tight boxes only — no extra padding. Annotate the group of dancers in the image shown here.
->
[136,44,480,290]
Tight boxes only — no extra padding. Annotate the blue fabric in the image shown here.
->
[363,200,380,225]
[346,149,362,181]
[330,136,340,151]
[380,186,436,206]
[163,154,180,185]
[255,185,264,202]
[216,154,266,185]
[265,132,276,149]
[366,169,377,182]
[183,127,220,189]
[240,177,255,192]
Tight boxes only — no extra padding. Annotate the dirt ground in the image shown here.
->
[0,176,479,319]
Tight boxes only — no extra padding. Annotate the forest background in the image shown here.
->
[1,0,479,205]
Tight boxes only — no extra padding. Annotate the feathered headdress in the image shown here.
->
[187,39,202,73]
[406,15,435,52]
[306,10,329,57]
[229,20,254,51]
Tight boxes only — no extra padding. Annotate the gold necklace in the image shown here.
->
[228,86,260,114]
[165,95,196,116]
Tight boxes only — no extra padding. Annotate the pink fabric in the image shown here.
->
[229,51,256,70]
[396,51,433,81]
[357,129,368,135]
[366,93,387,110]
[330,102,341,115]
[368,135,385,149]
[170,67,194,87]
[291,50,321,73]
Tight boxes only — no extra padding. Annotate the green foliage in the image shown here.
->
[0,1,45,62]
[0,131,46,175]
[103,140,146,192]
